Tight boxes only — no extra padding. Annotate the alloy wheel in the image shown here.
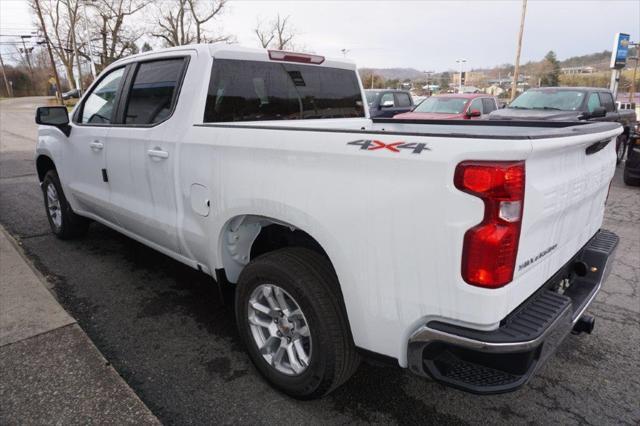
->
[247,284,312,375]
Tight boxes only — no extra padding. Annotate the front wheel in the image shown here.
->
[616,133,628,165]
[42,170,89,239]
[235,248,360,399]
[623,167,640,186]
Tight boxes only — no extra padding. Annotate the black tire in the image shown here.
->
[42,169,90,239]
[623,167,640,186]
[235,248,360,399]
[616,133,627,165]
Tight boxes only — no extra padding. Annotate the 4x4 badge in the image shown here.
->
[347,139,430,154]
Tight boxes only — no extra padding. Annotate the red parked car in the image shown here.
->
[393,93,498,120]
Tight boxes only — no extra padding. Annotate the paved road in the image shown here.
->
[1,97,639,425]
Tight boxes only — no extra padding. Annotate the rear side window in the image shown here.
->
[124,58,185,125]
[380,92,395,106]
[598,92,615,112]
[468,98,483,113]
[204,59,364,122]
[587,93,601,112]
[482,98,497,113]
[395,92,412,107]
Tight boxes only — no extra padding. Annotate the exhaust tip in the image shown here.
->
[572,314,595,335]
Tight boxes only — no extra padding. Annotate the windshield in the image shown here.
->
[413,97,468,114]
[365,91,378,105]
[509,90,586,111]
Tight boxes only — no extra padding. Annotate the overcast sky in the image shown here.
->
[1,0,639,71]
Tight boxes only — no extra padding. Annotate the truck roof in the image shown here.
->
[109,43,357,71]
[528,86,612,93]
[433,93,493,99]
[364,89,411,93]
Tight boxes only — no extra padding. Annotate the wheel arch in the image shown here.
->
[218,214,335,284]
[36,154,56,182]
[218,213,358,350]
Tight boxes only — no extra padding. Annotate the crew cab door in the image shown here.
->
[66,66,126,224]
[105,56,190,253]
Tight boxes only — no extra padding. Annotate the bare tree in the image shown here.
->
[187,0,229,43]
[253,14,296,50]
[254,19,274,48]
[152,0,231,47]
[89,0,150,70]
[152,0,193,46]
[31,0,64,103]
[30,0,79,89]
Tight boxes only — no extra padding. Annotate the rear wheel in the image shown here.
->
[42,170,89,239]
[235,248,359,399]
[616,133,627,165]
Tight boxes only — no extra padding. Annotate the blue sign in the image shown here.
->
[610,33,630,69]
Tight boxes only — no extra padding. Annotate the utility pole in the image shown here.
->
[33,0,64,105]
[20,35,35,92]
[20,35,34,74]
[81,0,97,78]
[510,0,527,102]
[0,53,13,97]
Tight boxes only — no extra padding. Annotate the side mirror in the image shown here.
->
[380,100,394,108]
[36,106,71,136]
[467,109,482,117]
[587,106,607,119]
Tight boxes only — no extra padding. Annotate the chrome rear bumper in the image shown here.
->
[407,229,619,394]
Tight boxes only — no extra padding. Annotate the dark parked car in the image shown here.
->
[624,123,640,186]
[489,87,637,164]
[365,89,414,118]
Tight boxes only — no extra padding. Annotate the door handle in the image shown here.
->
[147,148,169,159]
[89,141,104,150]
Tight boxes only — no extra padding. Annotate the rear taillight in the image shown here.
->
[454,161,525,288]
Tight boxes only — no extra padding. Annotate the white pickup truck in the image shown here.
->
[35,45,620,398]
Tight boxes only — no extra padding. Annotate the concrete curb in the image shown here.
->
[0,225,161,424]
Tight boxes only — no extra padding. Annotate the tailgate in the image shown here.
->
[510,124,622,305]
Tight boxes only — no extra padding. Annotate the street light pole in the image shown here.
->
[423,70,433,95]
[456,59,466,93]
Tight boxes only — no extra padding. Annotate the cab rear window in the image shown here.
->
[203,59,364,122]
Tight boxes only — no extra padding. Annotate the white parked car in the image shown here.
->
[35,44,620,398]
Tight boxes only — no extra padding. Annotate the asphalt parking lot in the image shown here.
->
[1,96,639,425]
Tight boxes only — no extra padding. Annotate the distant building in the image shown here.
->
[421,84,440,91]
[561,66,596,75]
[485,85,505,96]
[461,86,481,93]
